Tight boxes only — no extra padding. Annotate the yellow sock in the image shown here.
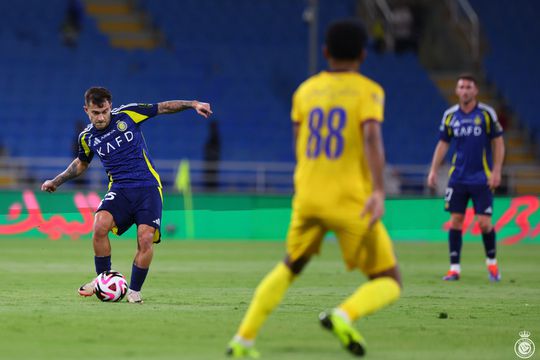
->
[339,277,401,322]
[237,262,294,340]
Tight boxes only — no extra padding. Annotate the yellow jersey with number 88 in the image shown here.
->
[291,71,385,215]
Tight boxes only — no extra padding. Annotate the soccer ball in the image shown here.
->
[94,270,128,302]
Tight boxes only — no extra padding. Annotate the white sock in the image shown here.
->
[333,308,352,324]
[450,264,461,273]
[233,335,254,347]
[486,258,497,266]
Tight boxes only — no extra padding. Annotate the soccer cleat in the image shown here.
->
[78,279,96,297]
[319,310,366,357]
[126,289,144,303]
[442,270,460,281]
[226,340,260,359]
[487,264,501,282]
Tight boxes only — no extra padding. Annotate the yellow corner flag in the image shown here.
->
[175,159,194,238]
[175,159,191,192]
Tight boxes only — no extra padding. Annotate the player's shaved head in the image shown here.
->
[325,19,367,60]
[85,87,112,106]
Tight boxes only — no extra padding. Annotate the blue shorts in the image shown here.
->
[444,183,493,216]
[97,186,163,243]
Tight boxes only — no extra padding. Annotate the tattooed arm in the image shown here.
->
[41,158,89,193]
[157,100,213,118]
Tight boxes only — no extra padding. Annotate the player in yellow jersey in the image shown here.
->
[226,19,401,358]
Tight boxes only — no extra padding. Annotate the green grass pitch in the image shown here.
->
[0,238,538,360]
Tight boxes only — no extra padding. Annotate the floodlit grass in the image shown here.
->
[0,238,538,359]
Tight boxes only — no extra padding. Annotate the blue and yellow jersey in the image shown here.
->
[77,103,162,189]
[291,71,385,215]
[439,102,503,185]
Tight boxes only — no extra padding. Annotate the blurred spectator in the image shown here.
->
[497,104,511,129]
[391,6,417,54]
[202,120,221,191]
[72,120,88,187]
[61,0,83,48]
[0,141,7,157]
[73,120,87,157]
[371,19,386,53]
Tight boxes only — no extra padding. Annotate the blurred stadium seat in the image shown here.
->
[0,0,446,167]
[470,0,540,147]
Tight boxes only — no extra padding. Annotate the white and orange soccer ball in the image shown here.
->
[94,270,128,302]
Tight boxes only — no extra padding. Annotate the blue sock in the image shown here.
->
[130,263,149,291]
[482,229,496,259]
[95,255,111,275]
[449,229,462,265]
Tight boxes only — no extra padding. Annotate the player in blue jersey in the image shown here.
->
[41,87,212,302]
[427,74,505,282]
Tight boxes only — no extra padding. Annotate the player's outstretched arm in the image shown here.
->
[157,100,212,118]
[427,140,450,188]
[41,158,89,193]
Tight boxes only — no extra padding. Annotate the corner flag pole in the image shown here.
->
[175,159,195,238]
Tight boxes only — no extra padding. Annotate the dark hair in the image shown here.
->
[457,73,478,85]
[325,19,367,60]
[84,87,112,105]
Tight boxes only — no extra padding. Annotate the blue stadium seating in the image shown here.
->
[0,0,445,166]
[470,0,540,142]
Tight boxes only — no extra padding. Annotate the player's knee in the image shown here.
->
[478,220,492,233]
[369,266,402,289]
[93,221,110,239]
[284,255,310,275]
[450,215,465,229]
[137,231,155,252]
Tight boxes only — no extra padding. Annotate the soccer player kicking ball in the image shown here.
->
[428,74,505,282]
[42,87,212,303]
[227,19,401,358]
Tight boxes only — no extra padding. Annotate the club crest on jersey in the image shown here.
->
[474,116,482,125]
[117,121,128,132]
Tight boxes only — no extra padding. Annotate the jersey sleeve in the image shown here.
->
[439,112,453,142]
[113,103,159,124]
[77,131,94,163]
[358,84,385,124]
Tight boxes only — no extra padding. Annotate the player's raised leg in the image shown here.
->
[477,215,500,281]
[443,213,464,281]
[78,210,114,296]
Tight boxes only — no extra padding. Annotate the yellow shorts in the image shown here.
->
[285,211,397,275]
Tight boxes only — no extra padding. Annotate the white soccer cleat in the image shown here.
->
[127,289,144,304]
[78,278,97,297]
